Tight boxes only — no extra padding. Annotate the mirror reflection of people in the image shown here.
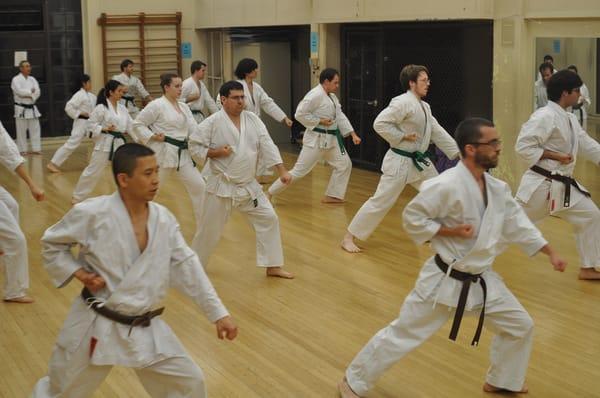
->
[534,63,554,109]
[536,54,558,81]
[566,65,591,130]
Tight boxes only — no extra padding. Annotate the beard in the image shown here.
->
[475,151,498,169]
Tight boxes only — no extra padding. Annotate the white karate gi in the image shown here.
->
[0,122,29,300]
[515,101,600,270]
[32,192,229,398]
[131,96,206,229]
[11,73,42,153]
[534,79,548,110]
[268,84,355,199]
[569,83,591,130]
[49,89,97,167]
[347,91,459,241]
[181,77,218,124]
[217,80,288,177]
[112,72,150,117]
[188,110,285,268]
[346,161,548,396]
[72,102,132,202]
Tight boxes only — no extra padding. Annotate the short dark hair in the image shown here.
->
[399,65,429,91]
[234,58,258,79]
[160,73,179,92]
[97,79,123,108]
[319,68,339,84]
[190,60,207,75]
[112,143,155,187]
[219,80,244,98]
[120,59,134,71]
[567,64,578,74]
[543,54,554,62]
[547,69,582,102]
[539,62,553,74]
[455,118,495,157]
[18,60,30,68]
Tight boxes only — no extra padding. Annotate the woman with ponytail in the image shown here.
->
[71,79,132,203]
[47,74,96,173]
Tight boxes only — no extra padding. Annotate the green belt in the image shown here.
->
[102,130,127,161]
[390,148,432,171]
[313,127,346,155]
[164,136,195,171]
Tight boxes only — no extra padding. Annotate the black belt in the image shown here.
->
[530,165,590,207]
[122,96,136,108]
[101,130,127,161]
[191,109,205,117]
[77,115,89,120]
[164,135,195,171]
[435,254,487,346]
[15,102,35,118]
[81,287,164,336]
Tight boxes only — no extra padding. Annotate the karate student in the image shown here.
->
[516,70,600,280]
[0,121,44,303]
[566,65,591,130]
[267,68,361,203]
[72,80,132,204]
[47,74,96,173]
[342,64,459,252]
[189,80,293,279]
[536,54,558,81]
[32,143,237,397]
[131,73,206,238]
[112,59,153,117]
[181,60,219,123]
[534,62,554,110]
[11,60,42,154]
[338,118,567,398]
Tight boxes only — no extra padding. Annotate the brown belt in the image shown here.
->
[81,287,164,336]
[435,254,487,346]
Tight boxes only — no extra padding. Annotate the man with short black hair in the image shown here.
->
[566,65,591,129]
[189,81,294,279]
[11,60,42,154]
[268,68,361,203]
[113,59,153,117]
[516,70,600,280]
[341,64,459,252]
[33,142,237,397]
[339,118,566,398]
[181,60,219,123]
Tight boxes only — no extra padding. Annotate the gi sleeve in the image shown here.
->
[86,105,106,139]
[373,98,409,147]
[332,93,354,137]
[515,111,554,168]
[295,91,321,130]
[0,122,25,171]
[501,185,547,256]
[575,122,600,165]
[430,114,459,159]
[201,82,219,115]
[11,76,31,98]
[257,84,286,122]
[31,78,41,102]
[168,220,229,322]
[65,91,83,120]
[131,101,159,145]
[180,79,194,103]
[136,78,150,99]
[402,180,446,245]
[188,114,214,162]
[255,115,283,168]
[41,205,91,288]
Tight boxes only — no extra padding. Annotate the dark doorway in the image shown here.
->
[0,0,84,138]
[342,20,493,170]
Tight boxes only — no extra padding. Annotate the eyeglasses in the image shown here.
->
[226,95,245,101]
[467,139,502,148]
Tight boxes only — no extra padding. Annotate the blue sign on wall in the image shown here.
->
[552,39,561,53]
[310,32,319,54]
[181,42,192,59]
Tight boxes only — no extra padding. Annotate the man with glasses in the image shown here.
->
[342,64,459,253]
[516,70,600,280]
[189,81,294,279]
[339,118,566,398]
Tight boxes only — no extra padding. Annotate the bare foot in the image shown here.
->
[266,267,294,279]
[4,296,34,304]
[321,196,345,204]
[483,382,528,394]
[47,162,61,173]
[578,268,600,280]
[338,378,361,398]
[341,232,362,253]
